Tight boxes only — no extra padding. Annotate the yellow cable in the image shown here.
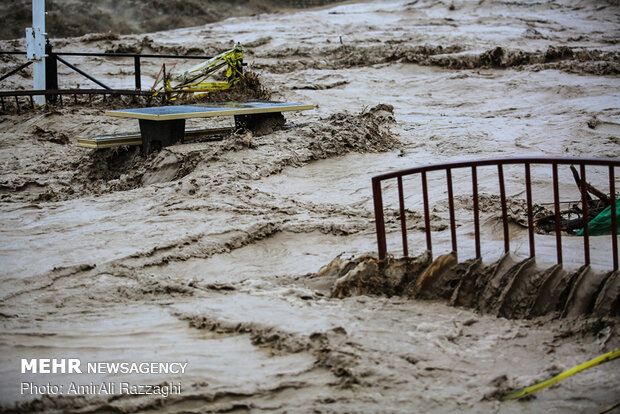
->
[597,401,620,414]
[503,348,620,401]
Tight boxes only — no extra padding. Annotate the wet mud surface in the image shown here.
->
[1,0,620,412]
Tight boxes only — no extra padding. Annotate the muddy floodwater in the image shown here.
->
[1,0,619,412]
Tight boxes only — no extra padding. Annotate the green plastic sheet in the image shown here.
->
[577,197,620,236]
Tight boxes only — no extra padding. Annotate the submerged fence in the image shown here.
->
[372,157,619,270]
[0,44,215,110]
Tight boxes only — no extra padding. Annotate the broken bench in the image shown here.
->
[78,101,313,152]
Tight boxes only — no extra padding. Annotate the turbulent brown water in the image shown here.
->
[1,0,619,412]
[0,0,346,40]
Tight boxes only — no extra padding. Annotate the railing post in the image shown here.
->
[498,164,510,254]
[552,163,563,265]
[579,164,590,266]
[372,177,387,261]
[134,56,141,90]
[421,171,432,256]
[45,40,58,104]
[446,168,457,258]
[472,166,481,259]
[397,176,408,257]
[525,163,535,258]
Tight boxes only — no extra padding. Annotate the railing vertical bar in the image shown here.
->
[552,163,563,264]
[525,163,535,258]
[372,178,387,261]
[421,171,432,256]
[397,176,409,257]
[579,164,590,266]
[472,166,481,259]
[446,168,457,256]
[134,56,141,90]
[609,166,618,271]
[14,96,20,112]
[498,164,510,253]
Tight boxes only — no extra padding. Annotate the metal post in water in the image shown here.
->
[26,0,46,106]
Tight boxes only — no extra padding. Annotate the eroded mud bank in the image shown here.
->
[322,252,620,319]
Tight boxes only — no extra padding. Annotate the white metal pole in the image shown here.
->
[32,0,46,105]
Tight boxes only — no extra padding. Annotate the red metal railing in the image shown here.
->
[372,157,619,270]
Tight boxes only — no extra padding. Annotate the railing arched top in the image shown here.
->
[372,157,620,183]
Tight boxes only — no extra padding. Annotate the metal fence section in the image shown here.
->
[0,88,151,112]
[0,45,214,107]
[372,157,619,270]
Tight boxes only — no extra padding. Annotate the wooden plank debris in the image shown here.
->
[77,126,233,149]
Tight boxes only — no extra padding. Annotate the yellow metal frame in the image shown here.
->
[152,44,245,101]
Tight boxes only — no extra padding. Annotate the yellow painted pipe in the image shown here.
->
[503,348,620,401]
